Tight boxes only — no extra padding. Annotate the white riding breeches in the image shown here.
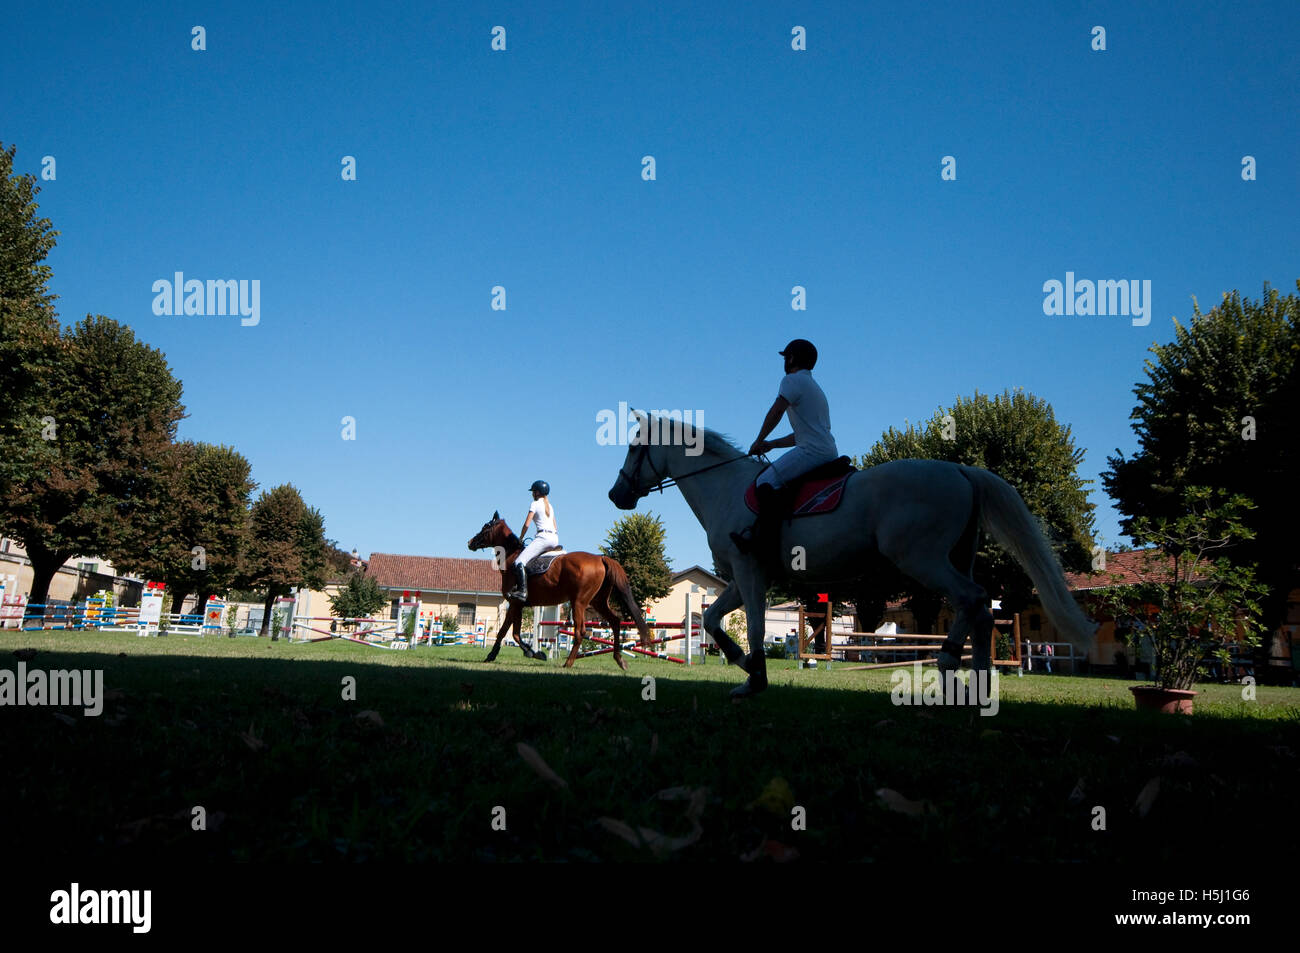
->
[518,532,560,567]
[756,446,838,489]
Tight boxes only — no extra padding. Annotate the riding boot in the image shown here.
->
[755,486,791,571]
[731,484,779,556]
[509,562,529,602]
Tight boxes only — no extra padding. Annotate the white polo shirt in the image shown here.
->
[778,369,837,458]
[530,499,557,537]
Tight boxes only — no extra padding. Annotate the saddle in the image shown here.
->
[744,456,855,517]
[524,550,566,575]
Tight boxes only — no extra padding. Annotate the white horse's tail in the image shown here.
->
[960,466,1097,654]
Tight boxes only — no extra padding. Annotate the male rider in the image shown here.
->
[731,339,839,562]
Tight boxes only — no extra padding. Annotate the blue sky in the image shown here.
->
[4,1,1298,573]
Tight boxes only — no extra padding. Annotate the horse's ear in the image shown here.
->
[493,510,499,520]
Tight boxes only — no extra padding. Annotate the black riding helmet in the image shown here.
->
[529,480,550,496]
[779,338,817,369]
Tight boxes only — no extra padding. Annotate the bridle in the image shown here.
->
[618,440,765,497]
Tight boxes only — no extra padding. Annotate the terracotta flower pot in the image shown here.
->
[1130,685,1197,714]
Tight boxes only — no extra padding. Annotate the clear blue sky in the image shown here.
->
[4,1,1298,572]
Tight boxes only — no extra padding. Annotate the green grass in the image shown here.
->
[2,629,1298,862]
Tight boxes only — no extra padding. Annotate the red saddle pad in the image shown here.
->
[744,473,851,516]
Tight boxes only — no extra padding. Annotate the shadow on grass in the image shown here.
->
[2,644,1298,862]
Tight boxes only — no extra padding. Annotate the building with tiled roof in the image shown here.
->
[292,553,509,638]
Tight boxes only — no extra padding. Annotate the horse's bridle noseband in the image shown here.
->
[617,440,764,498]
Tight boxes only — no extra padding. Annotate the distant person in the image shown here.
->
[1043,641,1054,673]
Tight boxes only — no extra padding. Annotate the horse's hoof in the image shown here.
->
[936,652,960,671]
[616,656,629,671]
[534,650,547,662]
[729,676,767,698]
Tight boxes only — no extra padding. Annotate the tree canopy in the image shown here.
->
[852,388,1095,630]
[1102,282,1300,627]
[600,512,673,609]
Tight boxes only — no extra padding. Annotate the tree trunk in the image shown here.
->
[168,586,188,615]
[26,545,68,610]
[260,591,275,638]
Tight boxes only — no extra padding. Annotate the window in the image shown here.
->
[77,562,98,574]
[458,603,475,627]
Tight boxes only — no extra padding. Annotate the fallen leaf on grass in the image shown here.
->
[1135,777,1160,818]
[52,712,76,727]
[741,838,800,863]
[876,788,934,816]
[1067,778,1086,805]
[597,816,702,857]
[1159,750,1198,770]
[649,733,658,758]
[517,742,568,789]
[1106,735,1121,744]
[239,722,267,752]
[355,710,384,727]
[748,778,795,817]
[872,719,894,729]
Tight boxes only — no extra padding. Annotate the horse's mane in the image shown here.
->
[639,414,744,459]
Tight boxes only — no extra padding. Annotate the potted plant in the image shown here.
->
[1096,487,1266,714]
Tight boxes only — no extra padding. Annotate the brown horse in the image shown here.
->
[467,511,652,670]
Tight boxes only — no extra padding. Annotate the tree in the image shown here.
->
[328,572,387,627]
[852,388,1095,630]
[599,512,673,609]
[1092,487,1267,690]
[0,142,61,505]
[2,316,185,605]
[136,442,254,612]
[1102,282,1300,631]
[241,485,329,637]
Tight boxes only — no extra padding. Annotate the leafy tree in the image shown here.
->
[328,572,388,626]
[1091,487,1267,690]
[600,512,673,609]
[440,611,459,635]
[241,485,329,637]
[323,542,356,579]
[1102,282,1300,630]
[0,142,61,505]
[852,388,1095,630]
[136,441,254,612]
[2,316,185,604]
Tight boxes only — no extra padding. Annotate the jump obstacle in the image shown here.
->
[791,603,1023,670]
[536,618,700,665]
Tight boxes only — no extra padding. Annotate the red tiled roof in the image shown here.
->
[1063,548,1186,590]
[874,549,1184,610]
[366,553,502,595]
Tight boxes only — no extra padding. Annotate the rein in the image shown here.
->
[620,442,765,496]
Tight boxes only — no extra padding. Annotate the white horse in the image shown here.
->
[607,414,1096,697]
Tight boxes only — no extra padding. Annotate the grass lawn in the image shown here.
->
[3,628,1298,862]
